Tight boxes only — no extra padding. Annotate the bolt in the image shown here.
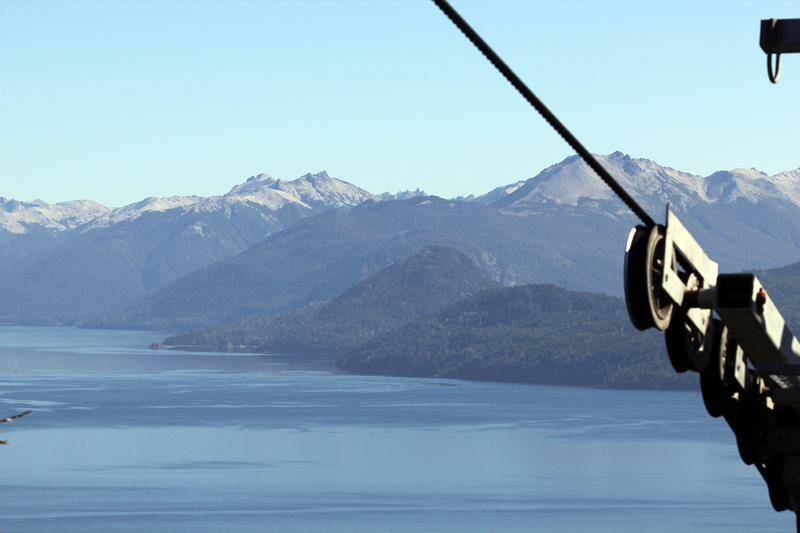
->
[757,288,767,315]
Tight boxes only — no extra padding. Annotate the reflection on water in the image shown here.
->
[0,326,793,532]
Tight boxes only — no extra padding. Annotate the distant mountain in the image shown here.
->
[75,160,800,332]
[159,245,501,353]
[0,197,110,237]
[337,284,694,390]
[87,171,378,230]
[77,198,530,330]
[380,189,427,201]
[451,181,526,205]
[4,153,800,328]
[494,153,800,218]
[0,171,377,322]
[491,152,800,272]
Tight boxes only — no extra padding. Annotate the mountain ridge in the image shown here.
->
[159,245,501,353]
[4,153,800,327]
[493,152,800,217]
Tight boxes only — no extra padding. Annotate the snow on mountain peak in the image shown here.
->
[380,189,428,201]
[78,170,378,231]
[87,195,203,228]
[495,153,769,218]
[492,153,800,222]
[702,168,800,206]
[0,198,110,234]
[223,170,378,211]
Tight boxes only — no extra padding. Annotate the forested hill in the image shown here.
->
[337,284,695,390]
[160,245,501,353]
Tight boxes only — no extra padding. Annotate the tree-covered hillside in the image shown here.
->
[337,284,694,390]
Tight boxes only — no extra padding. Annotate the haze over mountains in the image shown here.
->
[0,172,387,320]
[160,245,501,354]
[2,153,800,329]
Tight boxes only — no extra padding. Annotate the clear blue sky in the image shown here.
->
[1,0,798,207]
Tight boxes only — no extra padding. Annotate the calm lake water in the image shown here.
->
[0,325,794,532]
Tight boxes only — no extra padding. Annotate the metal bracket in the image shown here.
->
[760,19,800,83]
[661,205,718,333]
[716,274,800,375]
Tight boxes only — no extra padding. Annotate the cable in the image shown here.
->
[431,0,656,228]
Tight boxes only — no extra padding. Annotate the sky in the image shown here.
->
[1,0,798,208]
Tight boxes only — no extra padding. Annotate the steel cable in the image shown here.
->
[431,0,656,228]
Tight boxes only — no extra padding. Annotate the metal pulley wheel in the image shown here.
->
[624,225,673,331]
[735,387,770,467]
[700,320,729,417]
[766,456,791,512]
[735,402,759,465]
[665,306,710,373]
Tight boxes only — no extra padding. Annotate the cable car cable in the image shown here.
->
[430,0,656,228]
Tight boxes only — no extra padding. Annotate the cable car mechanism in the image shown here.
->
[432,1,800,530]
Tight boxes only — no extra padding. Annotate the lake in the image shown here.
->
[0,325,793,532]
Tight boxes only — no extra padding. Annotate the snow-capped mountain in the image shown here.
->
[0,171,377,237]
[380,188,428,201]
[490,152,800,284]
[450,184,525,204]
[0,171,381,316]
[702,168,800,206]
[0,197,109,235]
[236,171,379,210]
[492,152,704,217]
[4,155,800,328]
[493,151,800,218]
[86,171,378,229]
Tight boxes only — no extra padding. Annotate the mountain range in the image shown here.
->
[0,172,414,321]
[2,153,800,329]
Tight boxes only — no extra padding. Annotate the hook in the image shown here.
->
[768,53,782,84]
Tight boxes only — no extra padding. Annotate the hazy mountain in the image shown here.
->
[77,168,800,333]
[451,181,526,204]
[88,170,377,228]
[0,198,111,265]
[159,245,501,353]
[76,198,529,330]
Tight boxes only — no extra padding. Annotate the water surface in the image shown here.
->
[0,326,792,532]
